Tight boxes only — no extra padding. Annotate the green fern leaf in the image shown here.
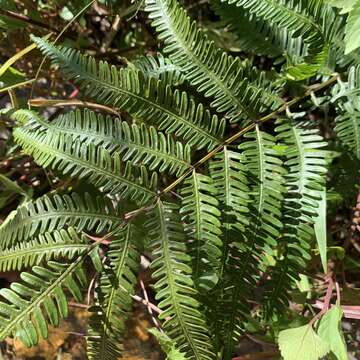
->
[31,36,225,150]
[13,126,158,205]
[130,53,185,85]
[208,146,250,355]
[222,0,331,80]
[0,227,89,272]
[12,109,192,176]
[0,245,99,347]
[87,224,141,359]
[145,0,282,123]
[180,171,222,292]
[209,146,250,281]
[147,201,216,360]
[262,117,328,318]
[211,0,306,62]
[218,126,286,358]
[335,101,360,159]
[0,192,122,250]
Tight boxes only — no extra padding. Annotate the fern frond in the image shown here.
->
[335,101,360,159]
[147,201,215,360]
[221,0,331,79]
[211,0,306,62]
[331,67,360,159]
[218,126,286,358]
[13,126,158,205]
[12,109,192,176]
[31,36,225,150]
[87,224,141,360]
[0,245,99,347]
[207,147,250,355]
[209,146,249,276]
[145,0,282,122]
[262,117,328,318]
[0,227,89,272]
[130,53,185,85]
[240,125,286,253]
[180,171,222,292]
[0,192,122,250]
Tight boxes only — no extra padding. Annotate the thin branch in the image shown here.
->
[140,279,163,331]
[100,15,122,53]
[0,9,58,32]
[28,98,121,117]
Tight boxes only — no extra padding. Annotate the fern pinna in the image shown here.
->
[0,0,359,359]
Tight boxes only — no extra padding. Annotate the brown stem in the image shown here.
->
[0,9,58,32]
[28,98,121,117]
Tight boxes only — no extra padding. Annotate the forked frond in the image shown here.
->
[0,192,122,250]
[180,171,222,292]
[145,0,282,123]
[87,224,141,360]
[31,36,225,150]
[13,126,158,205]
[147,200,216,360]
[0,227,89,272]
[12,109,193,176]
[0,245,100,347]
[262,117,328,318]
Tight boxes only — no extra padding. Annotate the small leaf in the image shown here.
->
[345,0,360,54]
[314,187,327,273]
[326,0,357,13]
[278,324,330,360]
[148,329,186,360]
[317,305,348,360]
[0,174,30,200]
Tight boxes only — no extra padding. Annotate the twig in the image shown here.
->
[0,9,58,32]
[100,15,122,53]
[65,331,85,337]
[245,334,277,349]
[28,98,121,117]
[313,301,360,319]
[140,279,163,331]
[131,294,163,315]
[68,302,89,309]
[310,276,334,325]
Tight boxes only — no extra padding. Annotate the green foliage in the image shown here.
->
[0,245,100,347]
[0,0,359,359]
[147,201,215,359]
[31,36,226,150]
[145,0,282,122]
[148,329,187,360]
[180,171,222,291]
[278,324,330,360]
[318,305,348,360]
[87,224,141,359]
